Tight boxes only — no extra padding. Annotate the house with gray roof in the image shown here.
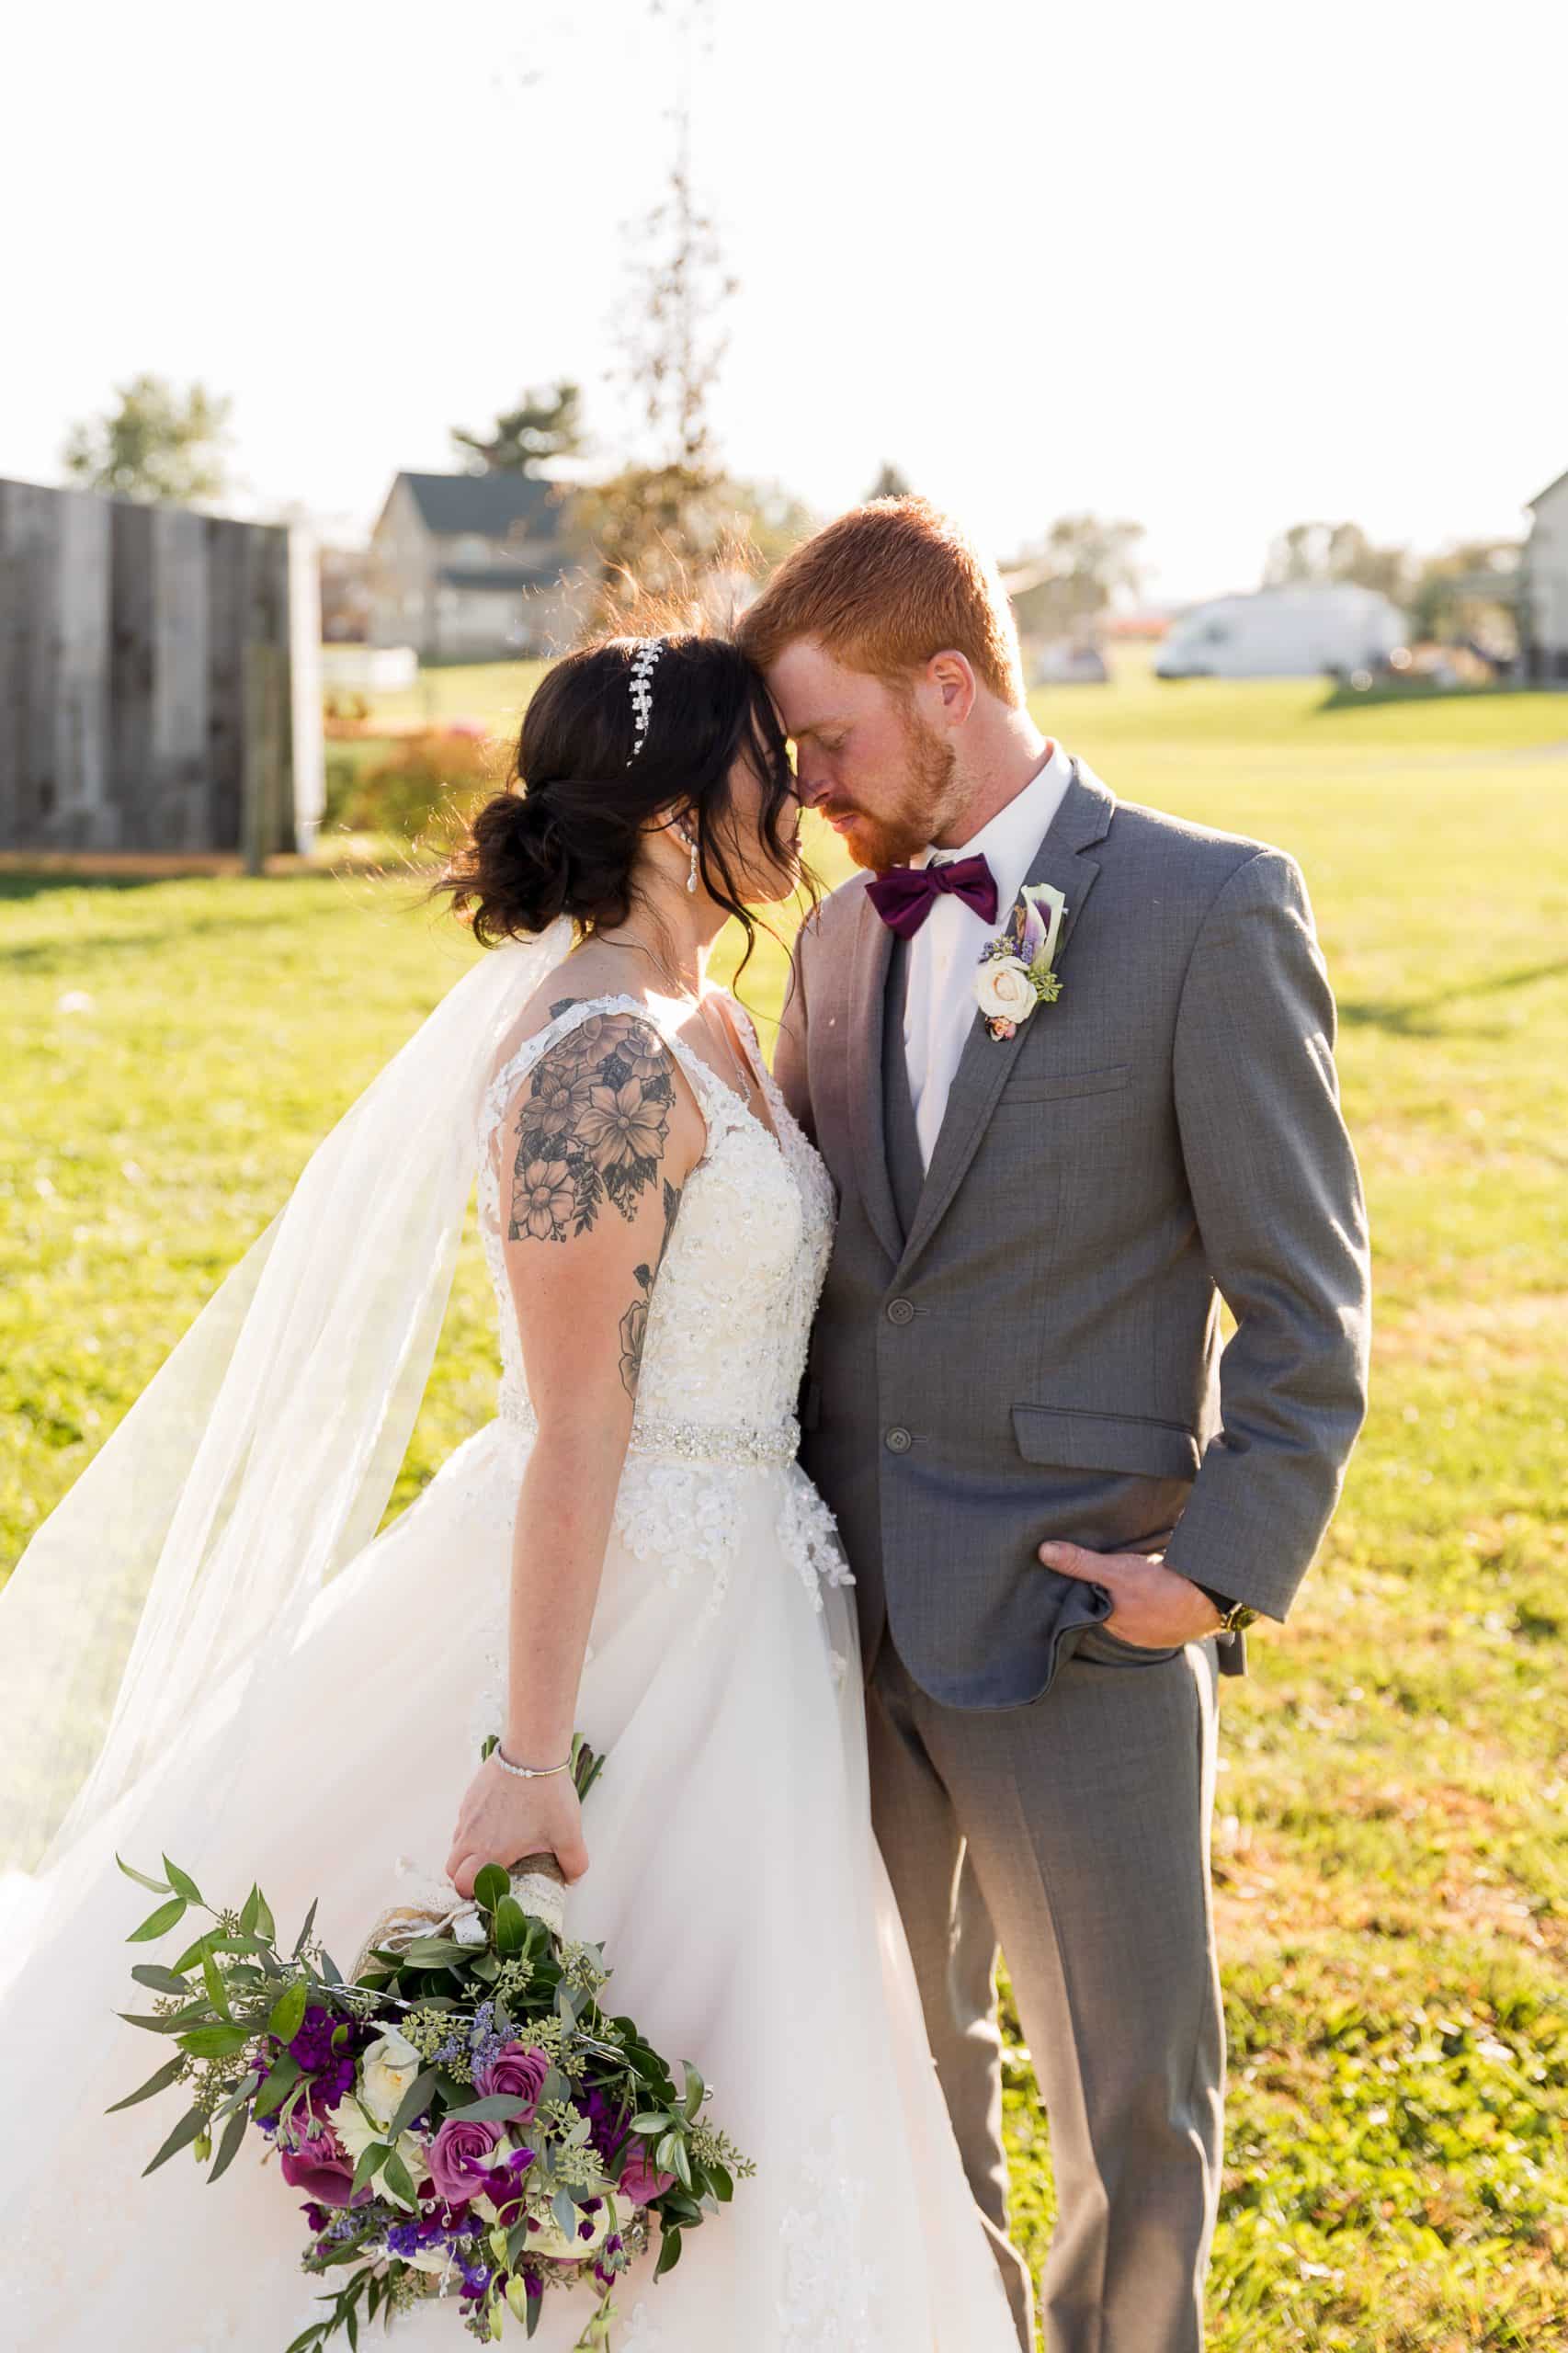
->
[368,471,586,659]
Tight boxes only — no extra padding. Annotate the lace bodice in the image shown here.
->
[475,992,836,1458]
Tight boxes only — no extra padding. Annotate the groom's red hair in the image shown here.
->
[738,497,1025,708]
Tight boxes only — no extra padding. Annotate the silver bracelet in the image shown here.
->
[493,1743,573,1781]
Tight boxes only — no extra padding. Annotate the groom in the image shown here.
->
[742,501,1370,2352]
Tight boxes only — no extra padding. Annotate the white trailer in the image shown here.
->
[1155,584,1406,679]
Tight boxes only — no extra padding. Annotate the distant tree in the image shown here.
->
[1264,520,1409,603]
[1406,539,1524,650]
[451,381,584,476]
[1006,513,1145,641]
[62,372,233,506]
[868,461,913,501]
[582,13,738,622]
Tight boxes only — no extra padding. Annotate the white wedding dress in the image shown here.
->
[0,986,1018,2353]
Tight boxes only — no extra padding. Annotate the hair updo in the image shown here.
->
[435,631,803,975]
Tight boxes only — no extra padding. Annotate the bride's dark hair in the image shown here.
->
[436,624,810,980]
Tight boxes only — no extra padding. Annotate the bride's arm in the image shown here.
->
[446,1012,701,1899]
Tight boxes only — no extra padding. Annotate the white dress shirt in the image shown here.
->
[903,741,1072,1167]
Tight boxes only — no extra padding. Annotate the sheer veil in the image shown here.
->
[0,915,574,1920]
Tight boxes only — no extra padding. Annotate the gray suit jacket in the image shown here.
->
[775,759,1371,1711]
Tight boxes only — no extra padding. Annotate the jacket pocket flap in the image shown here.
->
[1001,1063,1131,1104]
[1011,1404,1199,1481]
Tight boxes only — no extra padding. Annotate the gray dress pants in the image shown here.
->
[867,1625,1225,2352]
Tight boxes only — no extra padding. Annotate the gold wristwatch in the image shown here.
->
[1196,1583,1257,1637]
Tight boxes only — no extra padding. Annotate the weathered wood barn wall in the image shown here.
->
[0,477,322,858]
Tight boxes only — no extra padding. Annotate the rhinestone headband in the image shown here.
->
[626,639,665,766]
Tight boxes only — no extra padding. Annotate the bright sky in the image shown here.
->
[6,0,1564,602]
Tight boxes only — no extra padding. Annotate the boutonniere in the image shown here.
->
[972,883,1067,1040]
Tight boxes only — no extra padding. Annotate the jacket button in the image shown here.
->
[885,1426,913,1454]
[886,1297,915,1325]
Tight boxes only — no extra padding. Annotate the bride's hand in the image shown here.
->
[445,1753,589,1901]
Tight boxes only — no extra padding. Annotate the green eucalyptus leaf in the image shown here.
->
[130,1962,193,1995]
[493,1896,528,1954]
[681,2063,704,2120]
[551,2188,578,2239]
[208,2100,251,2182]
[349,2140,390,2198]
[443,2092,538,2124]
[202,1949,233,2020]
[472,1862,509,1913]
[239,1884,261,1936]
[291,1896,318,1956]
[268,1981,309,2043]
[119,2002,209,2035]
[128,1895,187,1944]
[254,1886,277,1942]
[104,2052,186,2113]
[178,2022,252,2059]
[381,2148,417,2210]
[142,2103,207,2177]
[253,2053,302,2121]
[394,1938,469,1967]
[669,2136,693,2191]
[629,2111,671,2134]
[214,2069,262,2120]
[653,2222,683,2279]
[161,1855,204,1905]
[709,2160,733,2202]
[116,1854,171,1895]
[168,1929,219,1976]
[386,2067,438,2143]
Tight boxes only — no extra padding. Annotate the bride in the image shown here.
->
[0,628,1019,2351]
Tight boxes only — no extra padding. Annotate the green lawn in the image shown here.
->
[4,655,1567,2347]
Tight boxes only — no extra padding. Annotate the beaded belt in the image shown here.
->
[500,1396,800,1469]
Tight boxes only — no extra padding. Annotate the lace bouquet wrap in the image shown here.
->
[112,1741,751,2349]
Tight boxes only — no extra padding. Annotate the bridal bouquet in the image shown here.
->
[111,1742,749,2350]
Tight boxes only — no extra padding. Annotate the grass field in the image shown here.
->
[4,655,1567,2348]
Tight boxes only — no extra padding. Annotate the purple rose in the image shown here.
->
[617,2144,676,2206]
[278,2120,360,2209]
[474,2042,550,2121]
[428,2115,505,2204]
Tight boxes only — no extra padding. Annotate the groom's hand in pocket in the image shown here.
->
[1038,1540,1223,1648]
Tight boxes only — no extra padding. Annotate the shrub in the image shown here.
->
[323,730,503,844]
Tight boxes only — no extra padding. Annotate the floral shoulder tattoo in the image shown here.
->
[508,1006,678,1246]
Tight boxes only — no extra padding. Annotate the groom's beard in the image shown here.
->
[835,712,960,872]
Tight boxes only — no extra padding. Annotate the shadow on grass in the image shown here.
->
[1314,678,1541,715]
[1341,956,1568,1036]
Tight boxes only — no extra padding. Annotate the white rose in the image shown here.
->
[528,2191,620,2262]
[334,2092,429,2194]
[359,2028,424,2128]
[973,955,1036,1024]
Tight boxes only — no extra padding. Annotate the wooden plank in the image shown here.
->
[0,482,26,846]
[54,488,113,847]
[109,499,155,849]
[288,522,324,852]
[150,506,209,849]
[204,515,247,850]
[0,481,59,845]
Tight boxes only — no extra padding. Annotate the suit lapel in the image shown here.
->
[845,883,905,1266]
[897,760,1116,1275]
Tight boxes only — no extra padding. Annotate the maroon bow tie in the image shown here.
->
[865,854,999,938]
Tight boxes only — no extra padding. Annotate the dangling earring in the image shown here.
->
[679,823,699,895]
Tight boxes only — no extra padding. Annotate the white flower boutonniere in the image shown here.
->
[972,883,1068,1040]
